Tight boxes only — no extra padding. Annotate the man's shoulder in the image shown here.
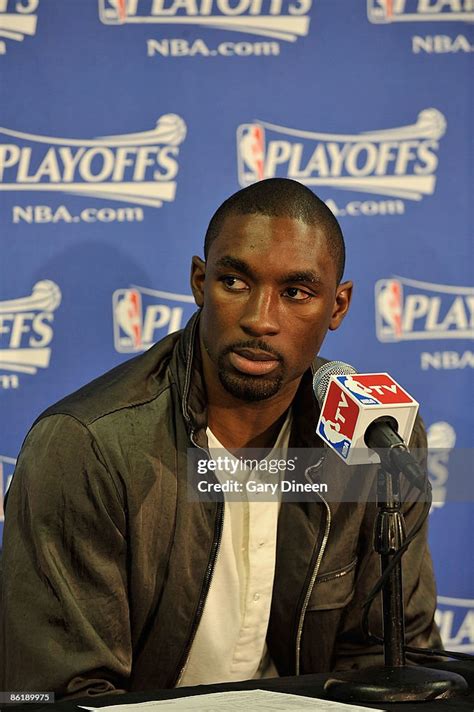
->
[36,330,182,429]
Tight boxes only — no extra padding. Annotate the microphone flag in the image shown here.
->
[316,373,419,466]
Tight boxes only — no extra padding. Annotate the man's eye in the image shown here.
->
[284,287,313,301]
[220,276,248,290]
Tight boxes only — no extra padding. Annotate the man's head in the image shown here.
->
[191,178,352,403]
[204,178,346,284]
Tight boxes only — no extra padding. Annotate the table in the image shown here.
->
[9,661,474,712]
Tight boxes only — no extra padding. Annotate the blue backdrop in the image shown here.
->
[0,0,472,653]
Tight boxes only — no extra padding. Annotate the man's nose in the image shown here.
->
[239,288,280,337]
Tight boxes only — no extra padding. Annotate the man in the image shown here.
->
[0,179,440,697]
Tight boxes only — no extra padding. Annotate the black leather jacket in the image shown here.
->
[0,312,441,697]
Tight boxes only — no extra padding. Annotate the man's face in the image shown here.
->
[191,213,352,402]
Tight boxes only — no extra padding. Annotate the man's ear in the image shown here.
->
[329,280,353,331]
[190,256,206,307]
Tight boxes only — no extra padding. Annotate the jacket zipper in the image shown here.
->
[174,433,225,686]
[294,482,332,676]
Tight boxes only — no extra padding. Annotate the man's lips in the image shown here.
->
[228,348,281,376]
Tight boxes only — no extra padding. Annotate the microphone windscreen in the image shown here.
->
[312,361,357,406]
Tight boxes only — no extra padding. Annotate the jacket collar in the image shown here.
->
[171,310,327,450]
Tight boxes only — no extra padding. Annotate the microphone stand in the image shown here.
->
[324,462,468,703]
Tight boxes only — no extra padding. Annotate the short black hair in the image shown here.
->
[204,178,346,283]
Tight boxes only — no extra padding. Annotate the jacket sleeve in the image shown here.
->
[0,415,131,697]
[332,415,443,670]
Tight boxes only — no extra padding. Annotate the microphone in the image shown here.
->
[313,361,426,490]
[315,363,467,703]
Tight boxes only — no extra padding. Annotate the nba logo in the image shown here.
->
[113,285,195,353]
[317,417,352,458]
[338,376,380,406]
[99,0,130,24]
[113,289,143,351]
[367,0,404,23]
[237,124,266,186]
[375,279,403,341]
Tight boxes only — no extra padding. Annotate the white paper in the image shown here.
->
[79,688,385,712]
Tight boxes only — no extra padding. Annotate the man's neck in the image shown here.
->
[207,400,293,450]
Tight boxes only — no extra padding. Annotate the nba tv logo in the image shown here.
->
[113,285,196,352]
[375,277,474,342]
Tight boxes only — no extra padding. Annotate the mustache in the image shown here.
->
[222,340,284,362]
